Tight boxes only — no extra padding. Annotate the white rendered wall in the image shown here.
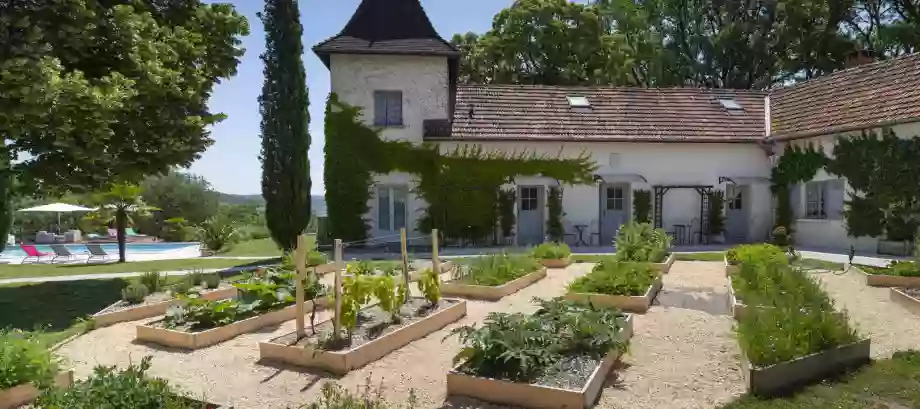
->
[788,121,920,253]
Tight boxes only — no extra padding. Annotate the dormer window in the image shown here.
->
[374,90,403,126]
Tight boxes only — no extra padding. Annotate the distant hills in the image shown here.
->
[218,193,327,216]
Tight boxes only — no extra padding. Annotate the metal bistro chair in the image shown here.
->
[588,219,602,246]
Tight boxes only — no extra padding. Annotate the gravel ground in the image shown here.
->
[57,261,745,409]
[812,269,920,358]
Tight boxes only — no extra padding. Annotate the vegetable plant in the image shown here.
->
[187,269,204,286]
[454,253,541,286]
[304,381,417,409]
[861,260,920,277]
[171,279,193,297]
[201,273,221,289]
[122,283,150,304]
[0,329,59,389]
[37,356,211,409]
[372,275,398,322]
[346,261,375,276]
[139,271,165,293]
[339,275,376,338]
[307,251,328,267]
[568,261,659,296]
[418,269,440,305]
[531,242,572,260]
[449,298,628,382]
[614,222,671,263]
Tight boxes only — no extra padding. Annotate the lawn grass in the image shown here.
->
[219,237,285,257]
[792,258,845,271]
[720,350,920,408]
[675,252,726,261]
[571,254,615,263]
[0,258,278,280]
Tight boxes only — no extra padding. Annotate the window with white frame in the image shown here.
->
[520,187,539,211]
[376,186,408,231]
[803,180,845,220]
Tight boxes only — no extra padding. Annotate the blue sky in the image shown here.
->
[192,0,519,195]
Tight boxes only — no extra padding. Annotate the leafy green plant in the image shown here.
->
[454,253,541,286]
[196,214,239,252]
[372,275,398,322]
[613,222,671,263]
[0,329,59,389]
[568,261,659,296]
[200,273,220,289]
[187,269,204,286]
[346,260,375,276]
[861,261,920,277]
[449,298,628,382]
[771,225,792,247]
[707,190,725,236]
[36,356,210,409]
[339,275,376,337]
[418,269,440,305]
[302,380,417,409]
[171,279,193,297]
[121,283,150,304]
[546,187,564,242]
[531,242,572,260]
[307,251,328,267]
[139,271,165,293]
[725,248,739,265]
[633,190,651,223]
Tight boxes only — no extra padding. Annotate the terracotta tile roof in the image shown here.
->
[770,53,920,141]
[313,0,458,66]
[437,85,767,143]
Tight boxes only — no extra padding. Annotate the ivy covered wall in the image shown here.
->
[323,93,597,244]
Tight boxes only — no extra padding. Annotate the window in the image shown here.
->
[718,99,743,110]
[803,180,845,220]
[727,185,743,210]
[520,187,539,211]
[606,187,624,211]
[374,91,403,126]
[377,186,408,231]
[566,96,591,107]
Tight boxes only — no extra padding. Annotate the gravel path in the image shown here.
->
[57,261,744,409]
[813,269,920,358]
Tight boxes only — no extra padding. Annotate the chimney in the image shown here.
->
[845,49,876,68]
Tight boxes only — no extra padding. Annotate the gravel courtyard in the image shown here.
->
[57,260,920,409]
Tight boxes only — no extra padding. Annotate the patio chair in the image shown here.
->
[86,244,112,263]
[561,220,579,246]
[125,227,149,238]
[588,219,602,246]
[50,244,78,264]
[20,244,52,264]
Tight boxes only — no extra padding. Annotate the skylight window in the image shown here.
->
[567,96,591,108]
[718,99,743,110]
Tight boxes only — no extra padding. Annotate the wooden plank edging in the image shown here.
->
[441,268,547,301]
[741,339,871,396]
[565,277,662,313]
[0,370,73,409]
[539,257,572,269]
[651,253,676,274]
[851,265,920,288]
[890,288,920,316]
[92,287,238,328]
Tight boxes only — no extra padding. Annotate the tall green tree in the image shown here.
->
[259,0,311,252]
[0,1,248,215]
[140,170,220,231]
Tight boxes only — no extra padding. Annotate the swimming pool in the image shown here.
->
[0,242,200,258]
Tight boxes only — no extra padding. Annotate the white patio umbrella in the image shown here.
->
[18,203,98,233]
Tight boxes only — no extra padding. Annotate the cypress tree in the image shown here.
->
[259,0,311,252]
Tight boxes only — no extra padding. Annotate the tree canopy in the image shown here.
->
[453,0,920,89]
[0,0,249,194]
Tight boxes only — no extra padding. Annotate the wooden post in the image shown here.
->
[294,235,307,338]
[333,239,343,338]
[431,229,440,279]
[400,228,410,301]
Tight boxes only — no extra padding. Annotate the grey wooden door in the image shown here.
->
[517,186,544,246]
[600,184,629,246]
[725,184,748,242]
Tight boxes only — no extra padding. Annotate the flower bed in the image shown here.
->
[0,329,70,409]
[93,286,237,328]
[651,253,675,273]
[260,298,466,375]
[852,262,920,288]
[565,261,662,313]
[730,244,867,396]
[724,250,740,276]
[532,243,573,268]
[446,299,633,409]
[612,223,674,273]
[442,254,546,301]
[136,297,330,349]
[0,370,72,409]
[890,288,920,316]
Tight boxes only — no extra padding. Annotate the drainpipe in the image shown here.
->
[764,95,775,241]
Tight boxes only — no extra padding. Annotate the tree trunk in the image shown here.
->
[116,208,127,263]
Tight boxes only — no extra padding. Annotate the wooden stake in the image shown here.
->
[400,228,410,302]
[333,239,343,338]
[294,234,307,338]
[431,229,440,279]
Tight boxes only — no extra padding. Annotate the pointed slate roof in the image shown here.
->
[313,0,459,66]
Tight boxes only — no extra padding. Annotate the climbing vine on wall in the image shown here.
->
[769,143,828,234]
[547,187,563,242]
[633,190,651,223]
[324,94,597,243]
[497,189,516,238]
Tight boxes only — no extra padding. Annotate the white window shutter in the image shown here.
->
[386,92,402,125]
[373,92,387,125]
[789,184,803,218]
[826,180,846,220]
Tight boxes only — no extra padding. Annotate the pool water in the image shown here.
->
[0,242,200,258]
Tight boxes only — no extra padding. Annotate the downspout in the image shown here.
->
[764,95,775,241]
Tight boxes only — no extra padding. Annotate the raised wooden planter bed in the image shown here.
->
[0,370,73,409]
[728,279,746,320]
[725,256,740,276]
[652,253,676,274]
[446,315,633,409]
[136,297,331,350]
[539,257,572,269]
[890,288,920,316]
[93,287,238,328]
[259,299,467,375]
[742,339,871,396]
[565,277,662,313]
[441,268,547,301]
[852,265,920,288]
